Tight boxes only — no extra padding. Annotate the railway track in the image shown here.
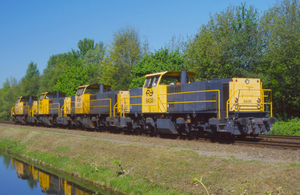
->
[1,120,300,150]
[0,120,14,125]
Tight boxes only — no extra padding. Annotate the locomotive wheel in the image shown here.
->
[213,132,225,141]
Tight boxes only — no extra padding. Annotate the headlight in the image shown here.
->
[235,98,238,103]
[257,98,261,103]
[257,104,261,109]
[235,104,239,110]
[245,79,250,84]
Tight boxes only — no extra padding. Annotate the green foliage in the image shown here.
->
[54,60,90,96]
[77,38,95,57]
[100,26,142,90]
[40,52,78,93]
[259,0,300,119]
[130,48,186,88]
[184,3,262,80]
[20,62,40,97]
[268,118,300,136]
[82,41,106,66]
[0,77,21,120]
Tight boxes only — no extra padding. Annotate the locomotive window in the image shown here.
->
[45,94,55,99]
[85,88,99,94]
[20,98,29,102]
[144,76,159,88]
[160,76,180,85]
[189,77,195,83]
[105,87,111,92]
[76,88,84,96]
[39,95,44,100]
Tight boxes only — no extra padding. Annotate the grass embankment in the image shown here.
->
[0,126,300,195]
[269,117,300,136]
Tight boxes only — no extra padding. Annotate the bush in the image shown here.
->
[268,117,300,136]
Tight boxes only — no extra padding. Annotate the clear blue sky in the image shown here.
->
[0,0,277,89]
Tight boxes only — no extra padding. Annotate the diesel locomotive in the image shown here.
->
[11,70,275,138]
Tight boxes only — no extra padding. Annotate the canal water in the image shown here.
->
[0,151,114,195]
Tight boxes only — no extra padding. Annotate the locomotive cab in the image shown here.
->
[38,91,66,115]
[142,71,195,113]
[73,84,111,114]
[11,96,37,124]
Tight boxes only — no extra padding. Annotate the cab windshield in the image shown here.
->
[144,76,159,88]
[45,94,56,99]
[39,95,44,100]
[76,88,84,96]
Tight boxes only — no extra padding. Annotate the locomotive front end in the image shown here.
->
[226,78,275,136]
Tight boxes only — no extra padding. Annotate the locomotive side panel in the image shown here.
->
[94,91,119,115]
[182,81,207,112]
[129,88,142,114]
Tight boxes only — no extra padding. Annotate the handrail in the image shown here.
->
[157,97,167,112]
[30,105,34,117]
[161,89,221,120]
[64,100,74,115]
[49,103,61,117]
[28,106,33,116]
[113,102,118,117]
[90,98,112,118]
[25,105,30,116]
[129,96,142,106]
[123,98,125,117]
[33,103,38,116]
[61,104,65,117]
[226,89,272,118]
[11,107,15,116]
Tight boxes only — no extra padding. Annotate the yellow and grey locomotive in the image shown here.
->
[11,70,274,138]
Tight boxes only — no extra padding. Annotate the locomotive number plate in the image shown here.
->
[146,98,154,104]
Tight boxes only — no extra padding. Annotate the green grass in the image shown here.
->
[1,127,300,194]
[0,138,189,195]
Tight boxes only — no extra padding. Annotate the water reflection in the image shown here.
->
[10,157,93,195]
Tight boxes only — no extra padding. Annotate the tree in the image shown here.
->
[82,41,106,65]
[0,77,20,120]
[259,0,300,119]
[77,38,95,57]
[100,26,142,90]
[39,52,78,93]
[54,60,93,96]
[20,62,40,96]
[130,48,186,88]
[184,3,262,80]
[167,34,186,53]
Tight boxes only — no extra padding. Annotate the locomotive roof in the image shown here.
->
[77,84,111,89]
[40,91,66,96]
[145,71,196,77]
[17,96,37,100]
